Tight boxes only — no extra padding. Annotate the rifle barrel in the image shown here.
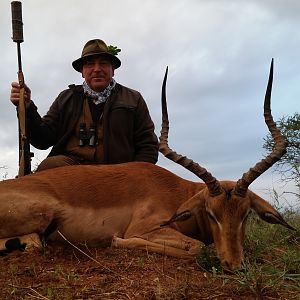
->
[17,43,23,78]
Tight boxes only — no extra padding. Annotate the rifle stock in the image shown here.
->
[17,70,31,176]
[11,1,32,176]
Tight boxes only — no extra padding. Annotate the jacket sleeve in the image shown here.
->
[133,95,159,164]
[25,90,71,150]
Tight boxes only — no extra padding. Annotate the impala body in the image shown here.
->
[0,61,295,270]
[0,162,291,270]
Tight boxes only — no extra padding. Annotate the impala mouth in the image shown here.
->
[221,260,243,272]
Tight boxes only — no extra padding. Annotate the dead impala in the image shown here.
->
[0,60,295,270]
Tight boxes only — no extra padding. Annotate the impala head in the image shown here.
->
[203,181,250,270]
[159,61,295,270]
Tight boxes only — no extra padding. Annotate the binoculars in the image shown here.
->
[79,123,96,146]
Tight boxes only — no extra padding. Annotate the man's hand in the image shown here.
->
[10,81,31,107]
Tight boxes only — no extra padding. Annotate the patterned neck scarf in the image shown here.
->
[83,79,116,105]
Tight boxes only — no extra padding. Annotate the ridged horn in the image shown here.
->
[233,59,288,197]
[159,67,222,196]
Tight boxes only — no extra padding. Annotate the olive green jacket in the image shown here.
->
[26,83,158,164]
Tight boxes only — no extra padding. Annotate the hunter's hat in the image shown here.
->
[72,39,121,72]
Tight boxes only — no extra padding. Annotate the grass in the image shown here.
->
[196,245,222,274]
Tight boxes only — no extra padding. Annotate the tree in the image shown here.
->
[263,113,300,199]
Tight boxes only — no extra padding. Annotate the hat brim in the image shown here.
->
[72,53,121,72]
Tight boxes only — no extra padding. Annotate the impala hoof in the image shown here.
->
[0,233,42,255]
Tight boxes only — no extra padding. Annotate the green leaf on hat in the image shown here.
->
[108,45,121,56]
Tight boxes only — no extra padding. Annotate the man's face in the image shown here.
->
[81,56,114,92]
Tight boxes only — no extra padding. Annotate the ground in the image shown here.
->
[0,243,293,300]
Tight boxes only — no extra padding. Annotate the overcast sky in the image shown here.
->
[1,0,299,207]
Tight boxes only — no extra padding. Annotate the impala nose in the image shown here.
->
[222,260,242,271]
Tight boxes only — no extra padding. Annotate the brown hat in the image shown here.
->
[72,39,121,72]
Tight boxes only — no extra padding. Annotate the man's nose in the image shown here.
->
[93,63,102,71]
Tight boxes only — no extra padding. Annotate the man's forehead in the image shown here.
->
[83,55,112,64]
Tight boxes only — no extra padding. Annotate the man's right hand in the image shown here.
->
[10,81,31,107]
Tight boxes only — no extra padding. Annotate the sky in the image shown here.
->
[0,0,299,208]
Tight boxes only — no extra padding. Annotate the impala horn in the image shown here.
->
[159,67,222,196]
[233,59,288,197]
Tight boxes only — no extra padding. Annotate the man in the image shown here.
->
[10,39,158,171]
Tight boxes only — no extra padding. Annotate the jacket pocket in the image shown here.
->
[109,105,136,140]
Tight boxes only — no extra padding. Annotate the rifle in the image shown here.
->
[11,1,32,176]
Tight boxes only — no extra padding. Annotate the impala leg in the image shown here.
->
[141,227,203,254]
[0,233,42,253]
[0,199,55,252]
[112,236,195,259]
[112,228,203,259]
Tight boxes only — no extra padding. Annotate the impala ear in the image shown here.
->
[160,191,205,227]
[250,192,296,231]
[160,210,192,227]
